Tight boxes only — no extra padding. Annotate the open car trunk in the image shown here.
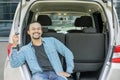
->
[20,1,109,80]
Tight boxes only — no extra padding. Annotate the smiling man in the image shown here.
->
[10,21,74,80]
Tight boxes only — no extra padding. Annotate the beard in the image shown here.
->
[32,32,41,40]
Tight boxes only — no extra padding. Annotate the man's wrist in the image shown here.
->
[12,44,18,49]
[12,47,17,49]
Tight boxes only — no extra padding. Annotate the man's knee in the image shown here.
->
[32,73,45,80]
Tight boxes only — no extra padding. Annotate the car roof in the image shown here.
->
[22,0,107,4]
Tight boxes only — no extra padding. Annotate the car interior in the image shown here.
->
[21,1,109,80]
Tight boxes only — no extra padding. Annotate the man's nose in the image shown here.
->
[34,29,39,32]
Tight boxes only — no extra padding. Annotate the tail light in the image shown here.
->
[7,43,13,57]
[112,45,120,63]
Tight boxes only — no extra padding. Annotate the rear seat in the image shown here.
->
[66,16,105,80]
[66,33,105,80]
[66,33,105,71]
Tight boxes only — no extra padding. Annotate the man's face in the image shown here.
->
[27,22,43,40]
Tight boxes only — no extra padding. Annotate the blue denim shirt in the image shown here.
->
[10,37,74,74]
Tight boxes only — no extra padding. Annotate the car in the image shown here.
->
[4,0,120,80]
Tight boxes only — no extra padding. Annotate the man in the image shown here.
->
[10,21,74,80]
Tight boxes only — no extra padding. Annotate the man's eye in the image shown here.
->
[32,28,35,30]
[38,28,41,30]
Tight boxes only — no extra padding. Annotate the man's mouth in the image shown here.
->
[32,32,41,39]
[33,33,40,36]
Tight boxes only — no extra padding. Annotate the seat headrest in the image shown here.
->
[74,16,93,27]
[42,27,56,33]
[37,15,52,26]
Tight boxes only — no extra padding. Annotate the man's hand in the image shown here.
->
[12,34,19,47]
[57,72,71,77]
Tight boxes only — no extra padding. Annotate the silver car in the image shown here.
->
[4,0,120,80]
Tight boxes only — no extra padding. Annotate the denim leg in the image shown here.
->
[54,76,68,80]
[32,72,49,80]
[48,71,68,80]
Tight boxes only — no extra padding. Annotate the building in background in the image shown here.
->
[114,0,120,23]
[0,0,119,38]
[0,0,19,37]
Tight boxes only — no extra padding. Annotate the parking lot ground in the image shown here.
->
[0,42,8,80]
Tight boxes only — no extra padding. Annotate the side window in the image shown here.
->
[0,2,18,37]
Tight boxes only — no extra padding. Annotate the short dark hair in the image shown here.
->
[27,21,41,31]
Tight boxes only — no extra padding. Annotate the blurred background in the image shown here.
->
[0,0,120,80]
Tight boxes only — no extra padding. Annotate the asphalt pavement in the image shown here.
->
[0,42,8,80]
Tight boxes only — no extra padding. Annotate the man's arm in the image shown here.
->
[10,34,25,68]
[52,37,74,76]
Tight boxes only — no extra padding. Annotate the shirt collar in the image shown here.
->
[29,38,45,47]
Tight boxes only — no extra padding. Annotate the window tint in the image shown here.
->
[51,13,80,27]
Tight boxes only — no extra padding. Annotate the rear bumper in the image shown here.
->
[106,63,120,80]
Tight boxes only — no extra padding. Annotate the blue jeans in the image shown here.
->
[32,71,68,80]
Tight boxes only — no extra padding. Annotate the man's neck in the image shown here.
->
[32,38,42,46]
